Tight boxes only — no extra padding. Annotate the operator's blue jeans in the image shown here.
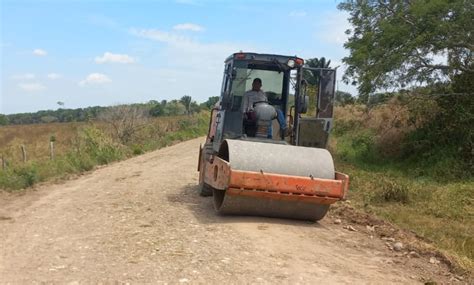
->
[267,109,287,138]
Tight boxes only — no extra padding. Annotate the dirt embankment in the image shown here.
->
[0,137,466,284]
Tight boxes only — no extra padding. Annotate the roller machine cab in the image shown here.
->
[198,52,349,221]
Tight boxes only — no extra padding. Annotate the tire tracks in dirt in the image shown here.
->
[0,137,458,284]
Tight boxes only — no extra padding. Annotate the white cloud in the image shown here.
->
[33,49,47,56]
[131,29,191,45]
[289,11,307,17]
[95,52,136,64]
[79,73,111,86]
[19,82,46,92]
[130,28,256,72]
[129,27,260,103]
[11,73,36,80]
[47,73,62,80]
[173,23,205,32]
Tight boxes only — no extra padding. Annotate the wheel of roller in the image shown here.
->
[198,144,214,197]
[198,180,213,197]
[213,139,335,221]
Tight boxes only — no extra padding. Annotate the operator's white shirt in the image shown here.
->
[242,90,267,112]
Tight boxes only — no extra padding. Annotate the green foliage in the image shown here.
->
[180,95,192,115]
[149,103,165,117]
[165,100,186,116]
[303,57,332,115]
[304,57,331,85]
[201,96,219,109]
[398,86,473,178]
[333,98,471,181]
[5,99,205,125]
[189,101,201,114]
[14,164,39,187]
[0,114,8,125]
[366,92,396,106]
[79,126,124,165]
[0,164,39,190]
[333,102,473,269]
[372,177,410,204]
[339,161,474,267]
[131,144,144,155]
[333,124,378,164]
[40,115,58,123]
[335,91,355,106]
[6,106,109,125]
[65,152,95,172]
[339,0,473,98]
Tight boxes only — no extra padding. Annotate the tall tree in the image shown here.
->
[202,96,220,109]
[304,57,332,86]
[180,95,192,115]
[304,57,332,115]
[0,114,8,125]
[338,0,473,99]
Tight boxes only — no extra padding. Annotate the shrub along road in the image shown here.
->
[0,137,464,283]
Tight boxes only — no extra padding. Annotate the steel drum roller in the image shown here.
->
[213,139,335,221]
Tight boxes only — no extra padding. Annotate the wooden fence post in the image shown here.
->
[1,155,6,170]
[50,141,55,160]
[20,145,27,163]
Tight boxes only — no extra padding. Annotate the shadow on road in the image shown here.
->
[167,184,326,229]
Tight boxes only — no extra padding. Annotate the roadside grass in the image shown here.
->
[331,104,473,272]
[0,113,209,191]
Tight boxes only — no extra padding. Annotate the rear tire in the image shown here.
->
[198,143,214,197]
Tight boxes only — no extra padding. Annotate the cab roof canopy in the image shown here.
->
[225,52,304,67]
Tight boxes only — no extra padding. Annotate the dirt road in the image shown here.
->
[0,137,457,284]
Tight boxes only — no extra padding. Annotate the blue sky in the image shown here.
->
[1,0,354,114]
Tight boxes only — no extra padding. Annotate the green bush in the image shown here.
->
[80,126,124,165]
[132,144,144,155]
[15,164,39,187]
[375,178,410,204]
[65,152,95,172]
[0,164,39,190]
[333,119,360,136]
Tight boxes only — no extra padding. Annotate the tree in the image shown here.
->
[335,91,355,106]
[0,114,8,125]
[303,57,332,115]
[202,96,220,109]
[338,0,473,99]
[304,57,331,85]
[165,100,186,116]
[40,115,58,123]
[98,105,149,144]
[180,95,192,115]
[189,101,201,114]
[149,103,164,117]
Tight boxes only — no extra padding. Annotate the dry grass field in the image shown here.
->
[0,114,209,191]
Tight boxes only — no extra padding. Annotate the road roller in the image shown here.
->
[197,52,349,221]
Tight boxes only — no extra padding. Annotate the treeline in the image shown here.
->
[0,96,220,126]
